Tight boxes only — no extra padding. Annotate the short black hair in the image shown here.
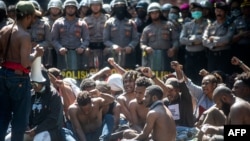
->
[80,78,96,91]
[77,91,92,106]
[236,72,250,88]
[135,76,152,87]
[146,85,163,100]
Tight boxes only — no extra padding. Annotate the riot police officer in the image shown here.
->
[51,0,89,70]
[140,2,179,72]
[83,0,109,69]
[28,0,52,68]
[103,0,139,69]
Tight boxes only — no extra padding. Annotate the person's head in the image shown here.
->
[89,0,103,14]
[180,3,190,19]
[47,0,63,17]
[190,2,203,20]
[77,91,92,114]
[214,1,228,21]
[165,77,180,102]
[135,76,153,104]
[31,69,51,93]
[213,85,234,116]
[96,81,111,94]
[232,72,250,101]
[229,0,242,17]
[80,78,96,91]
[7,4,16,20]
[143,85,163,107]
[63,0,79,17]
[200,0,214,19]
[161,3,172,19]
[135,0,148,19]
[15,1,41,28]
[127,2,137,19]
[79,0,89,17]
[112,0,130,20]
[241,0,250,17]
[147,2,162,21]
[123,70,139,93]
[48,67,63,79]
[169,5,180,21]
[201,74,218,99]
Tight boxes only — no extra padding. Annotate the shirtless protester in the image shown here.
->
[201,85,250,141]
[117,70,139,124]
[123,85,176,141]
[68,90,115,141]
[0,1,43,141]
[122,76,153,139]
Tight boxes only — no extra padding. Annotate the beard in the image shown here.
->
[145,98,153,108]
[221,100,231,116]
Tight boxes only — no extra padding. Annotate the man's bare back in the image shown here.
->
[0,24,33,68]
[149,104,176,141]
[227,97,250,124]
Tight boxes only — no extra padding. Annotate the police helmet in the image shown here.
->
[63,0,79,9]
[47,0,62,10]
[0,0,6,11]
[113,0,127,6]
[136,0,148,10]
[161,3,172,11]
[89,0,103,5]
[147,2,161,14]
[200,0,212,9]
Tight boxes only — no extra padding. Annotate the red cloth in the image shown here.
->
[2,61,30,74]
[198,105,206,119]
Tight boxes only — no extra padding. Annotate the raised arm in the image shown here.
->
[231,56,250,73]
[107,57,127,75]
[140,67,168,98]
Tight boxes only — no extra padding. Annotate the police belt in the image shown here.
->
[186,50,205,56]
[206,49,230,57]
[89,42,104,50]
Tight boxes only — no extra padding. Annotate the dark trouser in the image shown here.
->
[43,47,57,68]
[206,49,232,75]
[185,50,207,85]
[85,49,104,69]
[0,68,31,141]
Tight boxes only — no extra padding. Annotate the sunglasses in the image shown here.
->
[31,82,40,87]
